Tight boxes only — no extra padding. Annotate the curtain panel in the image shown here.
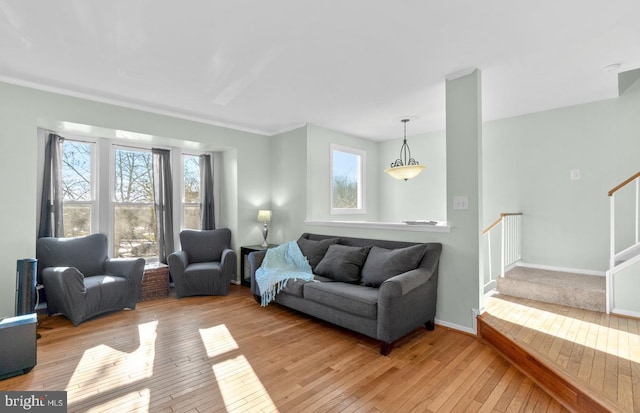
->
[152,148,174,263]
[200,154,215,230]
[38,133,64,238]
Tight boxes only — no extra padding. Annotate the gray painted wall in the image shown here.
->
[0,81,271,318]
[2,72,639,329]
[483,80,640,272]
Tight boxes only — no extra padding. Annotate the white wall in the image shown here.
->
[378,130,447,222]
[306,124,380,221]
[0,81,271,318]
[483,80,640,272]
[270,126,308,243]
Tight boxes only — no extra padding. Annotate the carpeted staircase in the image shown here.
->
[496,265,606,312]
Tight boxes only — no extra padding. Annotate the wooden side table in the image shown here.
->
[240,244,278,287]
[141,263,170,301]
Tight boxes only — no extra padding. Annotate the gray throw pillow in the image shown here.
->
[297,237,340,270]
[360,244,427,287]
[314,244,371,283]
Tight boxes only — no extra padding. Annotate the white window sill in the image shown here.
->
[304,220,451,232]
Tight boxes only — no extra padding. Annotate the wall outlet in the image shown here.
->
[453,195,469,210]
[570,169,581,180]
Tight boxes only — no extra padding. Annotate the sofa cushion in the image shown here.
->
[280,275,332,297]
[304,282,379,319]
[314,244,370,283]
[360,244,427,287]
[297,237,340,270]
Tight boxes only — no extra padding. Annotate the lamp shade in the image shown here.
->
[257,210,272,222]
[384,164,425,181]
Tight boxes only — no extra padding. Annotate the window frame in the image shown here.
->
[110,144,158,262]
[61,138,98,237]
[181,153,202,230]
[330,143,366,215]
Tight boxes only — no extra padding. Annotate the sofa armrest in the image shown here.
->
[376,249,441,344]
[248,250,267,295]
[379,268,432,298]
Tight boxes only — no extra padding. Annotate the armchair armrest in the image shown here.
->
[220,249,237,280]
[248,250,267,295]
[105,258,145,280]
[168,251,188,272]
[42,267,87,319]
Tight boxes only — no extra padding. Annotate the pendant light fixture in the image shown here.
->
[384,118,425,181]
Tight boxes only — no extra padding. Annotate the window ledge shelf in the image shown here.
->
[304,220,451,232]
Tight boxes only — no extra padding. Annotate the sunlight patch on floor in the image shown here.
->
[199,324,239,358]
[66,320,158,402]
[487,297,640,363]
[212,355,279,412]
[85,388,150,413]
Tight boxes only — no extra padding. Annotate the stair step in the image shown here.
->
[614,242,640,266]
[497,266,606,312]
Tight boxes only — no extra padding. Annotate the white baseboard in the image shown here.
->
[516,262,606,277]
[612,308,640,319]
[435,318,476,336]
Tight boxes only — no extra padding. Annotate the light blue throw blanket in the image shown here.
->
[255,241,314,306]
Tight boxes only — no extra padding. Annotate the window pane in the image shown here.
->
[184,155,200,203]
[114,148,153,203]
[184,205,201,230]
[63,204,91,238]
[114,205,157,258]
[332,150,360,209]
[62,141,92,201]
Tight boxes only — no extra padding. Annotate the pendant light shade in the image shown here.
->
[384,119,425,181]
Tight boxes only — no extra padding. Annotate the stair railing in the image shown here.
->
[606,171,640,314]
[482,212,523,288]
[608,170,640,268]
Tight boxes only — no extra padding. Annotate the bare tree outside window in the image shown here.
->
[331,145,365,213]
[61,140,93,237]
[183,155,201,229]
[113,148,157,259]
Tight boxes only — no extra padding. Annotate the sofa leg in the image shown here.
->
[425,320,435,331]
[380,342,394,356]
[253,294,261,304]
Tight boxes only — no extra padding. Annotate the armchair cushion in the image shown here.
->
[37,233,108,277]
[180,229,230,263]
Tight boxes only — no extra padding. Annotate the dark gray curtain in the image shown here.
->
[200,154,215,230]
[152,148,174,263]
[38,133,64,238]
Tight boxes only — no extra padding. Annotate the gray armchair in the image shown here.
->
[168,228,236,298]
[36,233,145,326]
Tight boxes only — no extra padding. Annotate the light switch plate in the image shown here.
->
[453,195,469,210]
[570,169,581,180]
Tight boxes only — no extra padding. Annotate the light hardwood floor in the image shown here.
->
[482,293,640,413]
[1,286,568,412]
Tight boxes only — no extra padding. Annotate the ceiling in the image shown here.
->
[1,1,639,141]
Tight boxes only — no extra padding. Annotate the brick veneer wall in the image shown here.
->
[141,264,169,301]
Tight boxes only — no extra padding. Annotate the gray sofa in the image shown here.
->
[249,233,442,355]
[37,233,145,326]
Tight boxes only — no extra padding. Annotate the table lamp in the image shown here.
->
[257,210,272,247]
